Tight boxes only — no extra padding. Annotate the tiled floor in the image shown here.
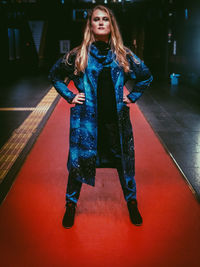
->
[0,74,51,149]
[0,74,59,203]
[138,81,200,200]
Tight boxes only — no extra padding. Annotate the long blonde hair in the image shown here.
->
[66,5,137,75]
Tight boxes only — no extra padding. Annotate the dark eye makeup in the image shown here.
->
[93,17,109,22]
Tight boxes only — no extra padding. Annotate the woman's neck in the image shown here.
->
[94,36,109,43]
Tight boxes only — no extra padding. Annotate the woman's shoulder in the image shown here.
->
[62,46,80,66]
[124,47,141,65]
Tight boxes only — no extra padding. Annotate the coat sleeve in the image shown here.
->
[126,52,153,103]
[48,53,76,103]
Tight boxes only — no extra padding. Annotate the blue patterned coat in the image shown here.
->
[49,43,153,186]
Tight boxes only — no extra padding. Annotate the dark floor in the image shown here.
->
[137,81,200,200]
[0,74,51,149]
[0,74,200,202]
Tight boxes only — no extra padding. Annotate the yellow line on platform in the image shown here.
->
[0,87,58,183]
[0,108,36,111]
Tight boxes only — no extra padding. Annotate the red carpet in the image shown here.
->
[0,84,200,267]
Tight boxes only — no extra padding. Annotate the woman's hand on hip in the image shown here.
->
[123,94,132,104]
[72,93,85,104]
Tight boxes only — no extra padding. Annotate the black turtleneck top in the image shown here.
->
[94,41,120,164]
[94,41,118,124]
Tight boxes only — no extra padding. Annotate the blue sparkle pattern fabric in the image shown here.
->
[48,43,153,186]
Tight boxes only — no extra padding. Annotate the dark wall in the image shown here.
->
[1,0,200,88]
[167,0,200,87]
[1,1,167,80]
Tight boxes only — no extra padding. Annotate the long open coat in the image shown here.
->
[49,43,153,186]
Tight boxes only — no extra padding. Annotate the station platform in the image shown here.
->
[0,76,200,266]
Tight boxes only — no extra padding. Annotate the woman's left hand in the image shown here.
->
[123,95,132,104]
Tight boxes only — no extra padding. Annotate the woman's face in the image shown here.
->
[91,9,111,42]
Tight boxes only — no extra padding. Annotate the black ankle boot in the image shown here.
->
[62,201,76,229]
[127,199,143,226]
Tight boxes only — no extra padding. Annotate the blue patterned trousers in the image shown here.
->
[65,166,136,205]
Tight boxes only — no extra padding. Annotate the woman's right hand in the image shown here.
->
[72,93,85,104]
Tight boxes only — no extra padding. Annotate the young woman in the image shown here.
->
[49,5,153,229]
